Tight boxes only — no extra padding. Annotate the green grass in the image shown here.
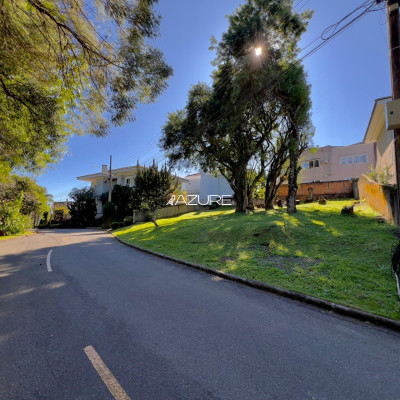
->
[114,200,400,320]
[0,231,35,241]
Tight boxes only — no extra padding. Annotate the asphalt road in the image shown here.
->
[0,229,399,400]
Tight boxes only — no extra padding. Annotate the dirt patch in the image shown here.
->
[253,225,280,237]
[257,255,321,273]
[220,256,237,262]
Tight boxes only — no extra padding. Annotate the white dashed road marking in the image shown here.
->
[46,249,53,272]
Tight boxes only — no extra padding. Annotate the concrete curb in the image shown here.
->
[113,234,400,333]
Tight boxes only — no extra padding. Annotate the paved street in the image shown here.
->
[0,230,399,400]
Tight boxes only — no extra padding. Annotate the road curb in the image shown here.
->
[113,234,400,333]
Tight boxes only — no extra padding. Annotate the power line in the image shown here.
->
[116,0,378,172]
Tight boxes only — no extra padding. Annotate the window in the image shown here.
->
[302,159,319,169]
[340,155,367,165]
[126,178,130,186]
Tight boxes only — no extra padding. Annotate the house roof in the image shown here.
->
[77,164,189,183]
[77,165,142,182]
[363,97,392,143]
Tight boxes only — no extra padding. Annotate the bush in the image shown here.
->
[111,221,125,230]
[103,202,116,219]
[0,197,30,236]
[123,215,134,226]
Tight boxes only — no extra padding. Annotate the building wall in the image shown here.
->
[300,143,376,183]
[182,174,201,196]
[199,173,233,203]
[183,173,233,203]
[375,125,396,184]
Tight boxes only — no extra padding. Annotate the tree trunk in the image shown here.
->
[287,132,300,214]
[265,170,280,209]
[233,168,248,212]
[151,210,158,227]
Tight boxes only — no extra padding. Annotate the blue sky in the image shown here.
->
[37,0,391,201]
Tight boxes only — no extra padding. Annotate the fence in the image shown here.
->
[276,180,355,202]
[133,204,206,223]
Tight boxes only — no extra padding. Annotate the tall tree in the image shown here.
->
[275,64,312,213]
[68,187,97,226]
[0,175,50,234]
[162,0,312,213]
[131,163,175,226]
[0,0,172,172]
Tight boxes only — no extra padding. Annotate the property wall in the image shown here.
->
[133,204,206,223]
[300,143,376,183]
[358,174,398,223]
[375,126,396,184]
[276,180,354,202]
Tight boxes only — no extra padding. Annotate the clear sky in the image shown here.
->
[37,0,392,201]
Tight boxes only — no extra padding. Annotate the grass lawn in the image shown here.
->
[0,231,35,241]
[114,200,400,320]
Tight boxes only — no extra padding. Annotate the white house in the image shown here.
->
[77,164,141,217]
[181,172,234,204]
[77,164,189,217]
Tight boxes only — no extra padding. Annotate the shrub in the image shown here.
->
[123,215,134,226]
[103,202,116,228]
[53,206,69,222]
[111,221,125,230]
[0,197,30,236]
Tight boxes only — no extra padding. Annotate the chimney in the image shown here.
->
[102,164,108,173]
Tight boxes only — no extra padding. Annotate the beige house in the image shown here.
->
[363,96,396,184]
[300,142,376,183]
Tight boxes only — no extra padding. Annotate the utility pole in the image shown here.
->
[386,0,400,223]
[108,155,112,203]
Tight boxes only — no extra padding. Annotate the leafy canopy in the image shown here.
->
[0,0,172,172]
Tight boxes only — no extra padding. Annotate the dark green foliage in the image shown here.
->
[111,221,125,230]
[103,202,117,219]
[111,185,134,220]
[103,202,117,228]
[68,187,97,227]
[123,215,134,226]
[132,164,174,226]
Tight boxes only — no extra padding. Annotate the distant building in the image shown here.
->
[363,96,396,184]
[181,172,234,204]
[77,164,188,217]
[300,142,376,183]
[53,201,69,209]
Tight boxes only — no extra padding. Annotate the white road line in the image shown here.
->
[84,345,131,400]
[46,249,53,272]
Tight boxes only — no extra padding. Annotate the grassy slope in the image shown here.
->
[114,200,400,320]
